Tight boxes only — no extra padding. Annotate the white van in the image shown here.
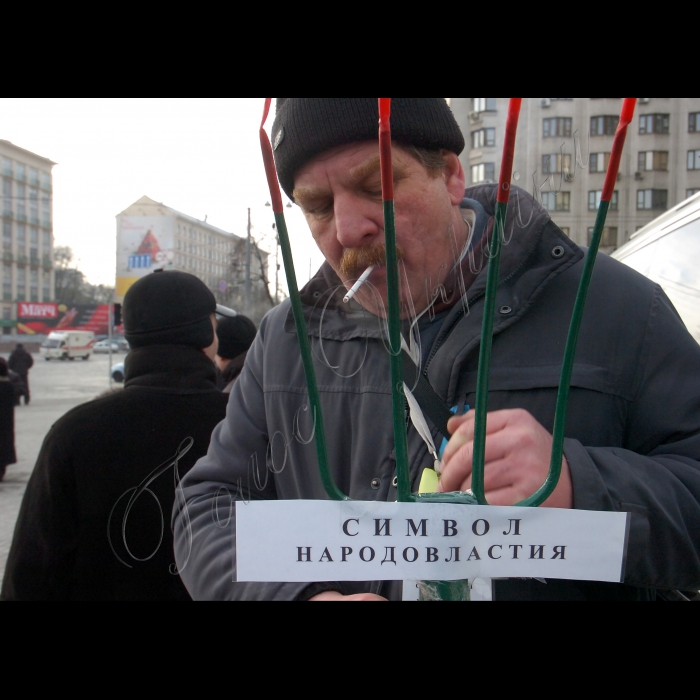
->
[41,331,95,361]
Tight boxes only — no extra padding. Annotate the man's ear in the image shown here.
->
[442,151,467,206]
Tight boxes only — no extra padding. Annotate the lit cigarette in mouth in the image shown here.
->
[343,266,376,304]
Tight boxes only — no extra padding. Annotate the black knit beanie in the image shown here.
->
[216,315,257,361]
[271,98,465,201]
[124,270,217,349]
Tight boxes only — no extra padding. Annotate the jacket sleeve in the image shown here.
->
[172,314,334,601]
[567,285,700,591]
[0,426,78,600]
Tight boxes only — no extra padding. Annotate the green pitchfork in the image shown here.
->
[259,97,637,599]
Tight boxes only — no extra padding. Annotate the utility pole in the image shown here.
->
[245,207,252,315]
[275,228,280,304]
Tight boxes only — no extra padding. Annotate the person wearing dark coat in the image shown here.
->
[8,344,33,405]
[8,369,26,407]
[1,271,233,601]
[0,358,17,482]
[214,315,257,394]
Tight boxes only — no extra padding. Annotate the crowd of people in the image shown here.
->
[2,97,700,601]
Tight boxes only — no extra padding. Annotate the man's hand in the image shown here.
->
[438,409,573,509]
[309,592,388,601]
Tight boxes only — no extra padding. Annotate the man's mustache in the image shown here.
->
[339,244,406,280]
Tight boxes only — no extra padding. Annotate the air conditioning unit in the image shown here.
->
[639,98,650,104]
[541,98,551,108]
[469,111,482,124]
[634,171,644,181]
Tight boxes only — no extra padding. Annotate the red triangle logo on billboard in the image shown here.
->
[136,230,161,257]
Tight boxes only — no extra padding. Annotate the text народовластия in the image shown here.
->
[234,501,628,583]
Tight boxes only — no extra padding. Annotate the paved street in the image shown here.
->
[0,351,124,584]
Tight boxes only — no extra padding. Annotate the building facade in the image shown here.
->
[1,140,55,335]
[448,98,700,253]
[116,196,269,314]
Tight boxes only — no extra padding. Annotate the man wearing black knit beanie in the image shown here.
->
[175,99,700,603]
[3,270,230,601]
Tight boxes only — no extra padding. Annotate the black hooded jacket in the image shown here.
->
[1,345,228,601]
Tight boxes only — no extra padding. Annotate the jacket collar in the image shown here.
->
[124,344,218,394]
[285,184,582,342]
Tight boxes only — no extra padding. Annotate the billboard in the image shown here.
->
[116,216,175,302]
[17,302,110,335]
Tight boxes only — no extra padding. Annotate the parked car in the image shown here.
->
[111,362,125,383]
[93,340,121,354]
[612,191,700,344]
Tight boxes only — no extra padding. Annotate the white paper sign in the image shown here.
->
[235,501,629,583]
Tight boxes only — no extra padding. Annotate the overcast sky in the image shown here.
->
[0,98,326,287]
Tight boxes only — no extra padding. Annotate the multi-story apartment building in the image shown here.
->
[449,98,700,253]
[116,196,269,313]
[1,140,55,335]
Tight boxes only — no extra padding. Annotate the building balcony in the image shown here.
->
[2,293,12,302]
[16,213,27,223]
[2,211,13,220]
[2,252,13,263]
[15,172,26,183]
[42,255,53,269]
[1,166,12,178]
[29,215,39,225]
[41,218,52,229]
[29,176,39,187]
[30,255,40,266]
[40,182,52,193]
[17,255,28,265]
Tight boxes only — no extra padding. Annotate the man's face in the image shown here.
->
[293,142,468,317]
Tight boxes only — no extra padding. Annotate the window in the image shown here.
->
[590,152,611,173]
[29,168,39,186]
[471,128,496,149]
[17,225,26,252]
[590,116,618,136]
[543,118,572,138]
[40,172,51,191]
[587,227,618,247]
[2,264,11,300]
[559,227,571,237]
[639,114,669,135]
[688,189,700,198]
[42,230,51,251]
[542,153,572,174]
[41,193,51,227]
[29,188,38,224]
[638,151,669,171]
[30,269,38,301]
[15,163,25,182]
[2,221,11,250]
[541,191,571,212]
[588,190,619,211]
[471,163,495,184]
[42,271,50,300]
[688,150,700,171]
[473,98,497,113]
[3,179,12,216]
[689,113,700,133]
[637,189,668,210]
[30,227,39,262]
[1,158,12,177]
[16,183,25,221]
[17,266,26,299]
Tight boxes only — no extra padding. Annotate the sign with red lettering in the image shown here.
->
[17,302,110,335]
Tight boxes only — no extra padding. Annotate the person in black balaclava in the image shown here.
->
[2,271,233,601]
[215,315,257,394]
